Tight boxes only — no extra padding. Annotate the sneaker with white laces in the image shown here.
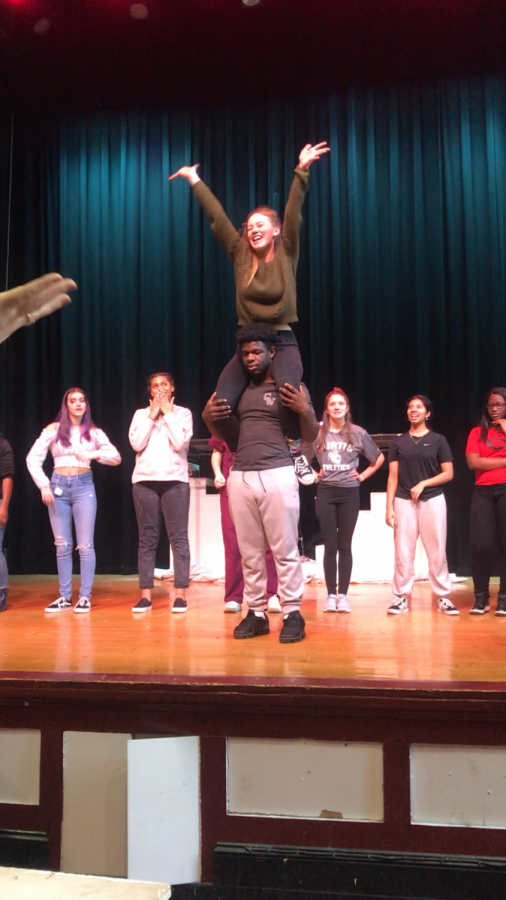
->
[224,600,241,613]
[387,597,409,615]
[337,594,351,613]
[437,597,459,616]
[294,456,315,486]
[132,597,152,613]
[45,596,72,613]
[267,594,282,613]
[324,594,337,612]
[73,597,91,614]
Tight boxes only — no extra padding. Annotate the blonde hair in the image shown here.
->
[242,206,283,287]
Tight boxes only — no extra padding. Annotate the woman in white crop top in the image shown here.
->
[26,387,121,613]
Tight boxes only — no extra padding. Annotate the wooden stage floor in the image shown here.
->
[1,575,506,689]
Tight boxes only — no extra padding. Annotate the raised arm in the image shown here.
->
[283,143,329,257]
[169,164,241,259]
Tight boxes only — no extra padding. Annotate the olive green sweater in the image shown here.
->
[192,168,309,326]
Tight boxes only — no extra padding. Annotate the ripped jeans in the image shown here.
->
[48,472,97,600]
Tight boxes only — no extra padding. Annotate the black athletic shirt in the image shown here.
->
[233,381,312,472]
[388,431,453,501]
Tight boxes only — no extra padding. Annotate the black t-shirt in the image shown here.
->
[233,381,312,472]
[388,431,453,501]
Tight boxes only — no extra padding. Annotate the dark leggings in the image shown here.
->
[315,483,360,596]
[215,330,303,441]
[470,483,506,594]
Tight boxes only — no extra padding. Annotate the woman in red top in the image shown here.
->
[466,387,506,616]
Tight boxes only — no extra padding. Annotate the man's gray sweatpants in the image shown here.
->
[227,466,303,614]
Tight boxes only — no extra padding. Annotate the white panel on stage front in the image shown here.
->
[0,730,41,805]
[128,736,200,886]
[315,492,429,583]
[61,732,131,877]
[188,478,225,578]
[227,738,383,821]
[411,745,506,828]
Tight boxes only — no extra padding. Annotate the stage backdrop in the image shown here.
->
[0,74,505,575]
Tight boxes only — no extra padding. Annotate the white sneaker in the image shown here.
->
[224,600,241,613]
[437,597,459,615]
[267,594,282,613]
[324,594,338,612]
[337,594,351,613]
[387,597,409,615]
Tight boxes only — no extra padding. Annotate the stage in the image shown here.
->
[0,575,505,686]
[1,576,506,886]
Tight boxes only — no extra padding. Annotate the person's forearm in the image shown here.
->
[467,455,506,471]
[1,478,13,509]
[211,450,223,478]
[386,476,398,510]
[361,453,385,481]
[421,471,453,487]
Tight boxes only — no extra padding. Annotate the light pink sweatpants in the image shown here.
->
[393,494,451,599]
[227,466,303,614]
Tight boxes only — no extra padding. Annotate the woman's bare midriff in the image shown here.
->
[54,467,89,475]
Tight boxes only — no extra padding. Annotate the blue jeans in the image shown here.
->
[0,527,8,589]
[48,473,97,599]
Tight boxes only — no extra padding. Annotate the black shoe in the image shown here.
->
[470,593,490,615]
[172,597,187,614]
[132,597,152,613]
[233,610,270,639]
[294,455,315,486]
[279,610,306,643]
[496,595,506,617]
[0,590,7,612]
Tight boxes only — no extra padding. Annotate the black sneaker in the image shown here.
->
[45,596,72,612]
[73,597,91,614]
[0,590,7,612]
[294,455,315,486]
[279,610,306,643]
[470,593,490,615]
[233,609,270,639]
[495,595,506,617]
[172,597,187,614]
[132,597,152,613]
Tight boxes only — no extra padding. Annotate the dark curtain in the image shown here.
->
[1,75,506,575]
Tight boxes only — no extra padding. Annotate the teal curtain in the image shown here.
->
[1,75,506,573]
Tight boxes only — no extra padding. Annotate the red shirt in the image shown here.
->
[466,425,506,485]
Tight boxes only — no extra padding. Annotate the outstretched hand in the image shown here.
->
[0,273,76,344]
[298,142,330,170]
[169,164,201,186]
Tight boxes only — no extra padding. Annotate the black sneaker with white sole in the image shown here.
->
[132,597,152,613]
[495,594,506,617]
[73,597,91,614]
[172,597,187,614]
[470,593,490,615]
[294,455,315,486]
[279,610,306,643]
[45,596,72,612]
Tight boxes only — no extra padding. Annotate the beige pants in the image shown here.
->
[393,494,451,598]
[227,466,303,614]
